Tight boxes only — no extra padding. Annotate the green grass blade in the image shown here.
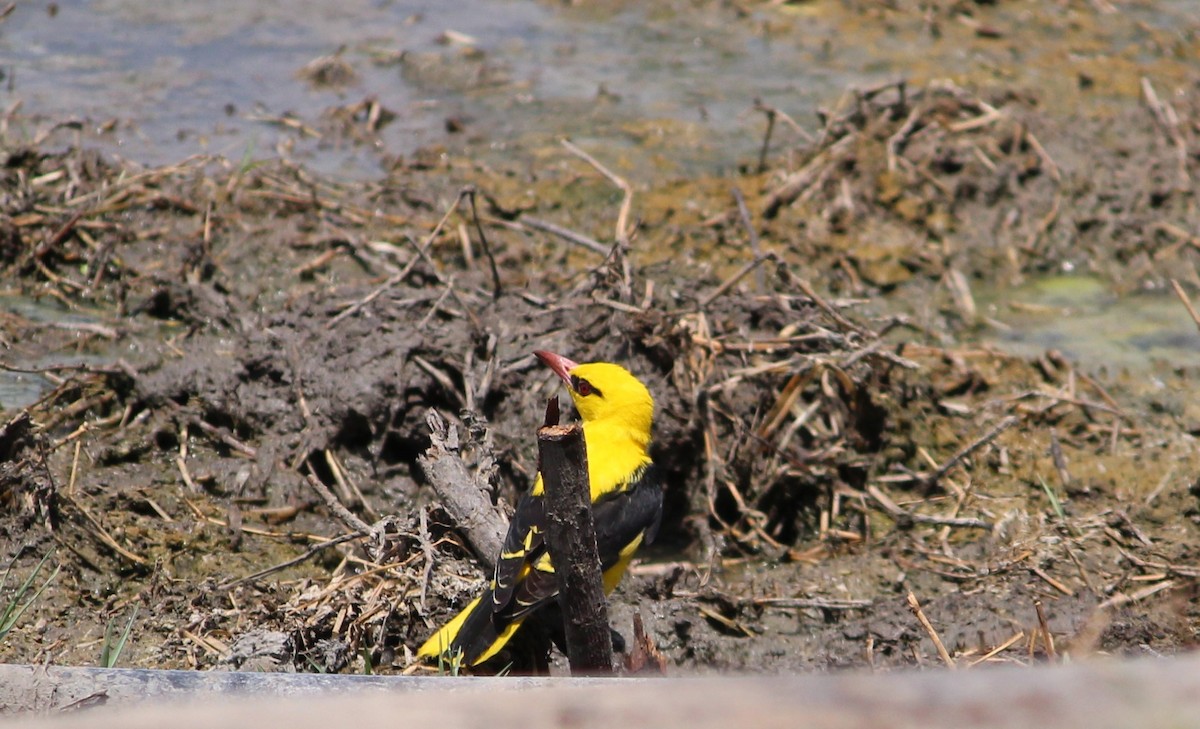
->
[0,551,59,639]
[1037,473,1066,522]
[100,605,139,668]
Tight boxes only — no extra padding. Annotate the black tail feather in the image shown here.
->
[455,593,502,664]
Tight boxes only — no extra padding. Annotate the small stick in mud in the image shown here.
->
[463,186,502,300]
[1034,599,1056,660]
[303,469,371,535]
[218,532,365,590]
[761,134,855,219]
[1048,428,1072,489]
[1169,279,1200,335]
[417,508,435,612]
[866,483,992,530]
[968,630,1026,667]
[60,492,150,568]
[700,252,777,308]
[1140,77,1190,187]
[157,402,257,457]
[752,97,813,143]
[35,210,85,260]
[561,138,632,247]
[326,188,465,329]
[906,591,956,669]
[785,272,872,338]
[514,215,610,256]
[1098,579,1178,611]
[754,99,777,173]
[752,597,872,611]
[623,612,667,674]
[538,403,614,675]
[1030,565,1073,597]
[922,415,1018,490]
[731,187,765,292]
[561,138,635,299]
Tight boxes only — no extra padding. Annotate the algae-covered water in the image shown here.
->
[980,276,1200,374]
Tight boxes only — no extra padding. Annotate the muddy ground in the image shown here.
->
[1,1,1199,684]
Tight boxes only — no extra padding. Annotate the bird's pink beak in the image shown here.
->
[534,350,578,385]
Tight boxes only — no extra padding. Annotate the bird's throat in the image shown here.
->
[581,420,652,500]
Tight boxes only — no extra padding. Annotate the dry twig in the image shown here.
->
[906,591,955,669]
[1170,279,1200,335]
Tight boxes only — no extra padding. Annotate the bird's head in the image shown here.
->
[534,350,654,445]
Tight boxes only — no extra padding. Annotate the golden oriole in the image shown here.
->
[417,350,662,667]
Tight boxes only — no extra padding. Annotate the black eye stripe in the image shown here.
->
[570,375,602,398]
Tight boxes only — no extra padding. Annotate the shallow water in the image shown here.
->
[0,296,119,410]
[9,1,1189,180]
[0,367,48,410]
[978,275,1200,375]
[0,0,871,177]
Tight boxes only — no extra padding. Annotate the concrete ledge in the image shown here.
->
[3,655,1200,729]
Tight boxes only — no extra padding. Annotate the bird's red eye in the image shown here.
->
[573,376,593,397]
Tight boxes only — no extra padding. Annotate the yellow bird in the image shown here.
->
[417,350,662,668]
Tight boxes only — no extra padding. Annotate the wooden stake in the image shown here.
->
[538,419,613,675]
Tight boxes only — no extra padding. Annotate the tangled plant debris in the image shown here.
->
[0,66,1198,684]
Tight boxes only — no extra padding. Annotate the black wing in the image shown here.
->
[493,462,663,622]
[592,462,663,561]
[491,489,546,610]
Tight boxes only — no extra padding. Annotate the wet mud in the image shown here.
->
[1,1,1198,682]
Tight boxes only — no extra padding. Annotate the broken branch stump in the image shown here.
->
[538,421,614,675]
[417,409,506,572]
